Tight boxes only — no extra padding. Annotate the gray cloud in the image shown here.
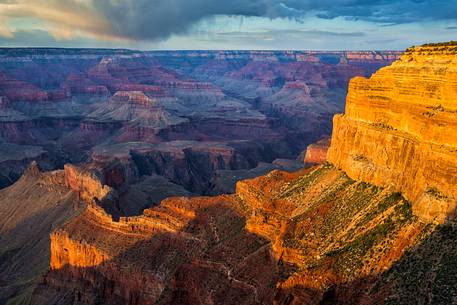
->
[217,29,365,38]
[1,0,457,42]
[91,0,457,41]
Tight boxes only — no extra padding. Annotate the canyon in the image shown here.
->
[1,43,457,305]
[0,49,399,196]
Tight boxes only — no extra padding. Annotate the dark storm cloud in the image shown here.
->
[1,0,457,42]
[91,0,457,41]
[217,29,366,38]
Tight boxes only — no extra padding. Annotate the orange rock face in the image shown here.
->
[64,164,114,204]
[47,195,280,305]
[328,44,457,223]
[11,44,457,305]
[303,137,330,165]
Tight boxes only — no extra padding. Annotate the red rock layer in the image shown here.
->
[47,195,279,305]
[303,137,331,165]
[0,72,49,102]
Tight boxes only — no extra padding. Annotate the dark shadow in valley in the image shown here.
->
[40,200,296,305]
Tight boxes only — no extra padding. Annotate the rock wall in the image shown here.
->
[64,164,115,204]
[328,43,457,223]
[46,195,278,305]
[303,137,330,165]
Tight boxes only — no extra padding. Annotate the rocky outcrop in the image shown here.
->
[64,164,112,203]
[128,141,263,193]
[303,137,330,165]
[328,43,457,223]
[110,91,157,107]
[45,194,278,305]
[114,85,165,97]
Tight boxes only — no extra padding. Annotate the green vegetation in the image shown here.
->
[378,224,457,305]
[422,41,457,47]
[371,122,396,131]
[356,192,406,230]
[425,187,448,201]
[423,104,446,117]
[277,164,333,199]
[353,154,369,162]
[321,191,413,278]
[404,42,457,55]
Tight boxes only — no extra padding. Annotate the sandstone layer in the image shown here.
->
[328,43,457,223]
[303,137,330,165]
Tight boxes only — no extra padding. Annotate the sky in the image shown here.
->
[0,0,456,50]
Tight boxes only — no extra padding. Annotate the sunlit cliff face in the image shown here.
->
[328,43,457,223]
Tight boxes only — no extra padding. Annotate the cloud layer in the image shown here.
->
[0,0,457,42]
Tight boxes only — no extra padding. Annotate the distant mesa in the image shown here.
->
[110,91,157,107]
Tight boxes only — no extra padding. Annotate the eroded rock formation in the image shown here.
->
[303,137,330,165]
[328,43,457,223]
[41,163,432,305]
[33,43,457,305]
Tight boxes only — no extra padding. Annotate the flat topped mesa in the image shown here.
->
[328,42,457,224]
